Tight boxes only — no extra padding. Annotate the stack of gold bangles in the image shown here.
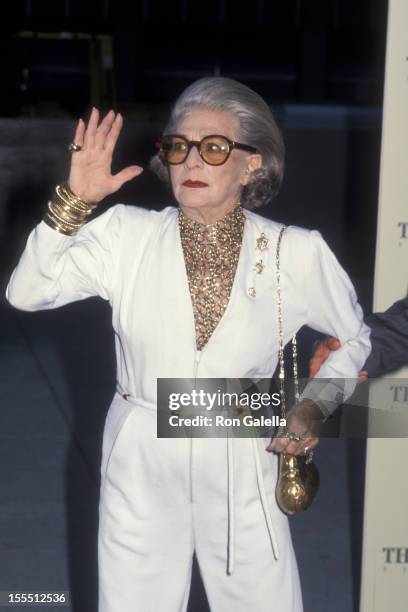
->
[44,183,96,236]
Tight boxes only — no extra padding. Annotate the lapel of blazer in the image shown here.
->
[156,207,196,360]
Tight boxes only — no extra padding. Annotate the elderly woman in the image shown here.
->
[5,77,371,612]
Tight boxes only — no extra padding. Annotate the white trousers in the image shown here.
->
[98,394,304,612]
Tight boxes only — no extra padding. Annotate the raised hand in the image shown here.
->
[67,107,143,205]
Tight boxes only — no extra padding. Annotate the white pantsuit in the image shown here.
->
[5,204,371,611]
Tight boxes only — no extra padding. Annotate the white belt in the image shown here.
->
[116,384,280,575]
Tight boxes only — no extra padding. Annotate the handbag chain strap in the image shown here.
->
[276,226,300,424]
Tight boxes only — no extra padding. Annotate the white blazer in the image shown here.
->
[5,203,371,401]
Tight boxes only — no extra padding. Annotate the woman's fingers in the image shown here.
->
[327,337,341,351]
[77,107,116,151]
[359,370,368,383]
[267,436,287,453]
[266,433,291,453]
[104,113,124,157]
[95,110,116,149]
[110,165,144,192]
[266,435,319,455]
[73,118,85,148]
[292,437,319,455]
[83,107,100,149]
[81,109,124,158]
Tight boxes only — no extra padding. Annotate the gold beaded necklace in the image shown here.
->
[179,204,246,351]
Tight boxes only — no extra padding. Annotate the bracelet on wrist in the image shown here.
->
[43,183,96,235]
[57,183,95,212]
[49,200,86,226]
[47,202,84,230]
[43,212,78,236]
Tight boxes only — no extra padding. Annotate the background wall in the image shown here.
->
[361,1,408,610]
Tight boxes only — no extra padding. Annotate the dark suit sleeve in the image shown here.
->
[363,296,408,377]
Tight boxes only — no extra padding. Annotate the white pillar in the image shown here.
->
[360,1,408,610]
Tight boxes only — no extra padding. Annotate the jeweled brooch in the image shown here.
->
[256,233,269,251]
[253,260,265,274]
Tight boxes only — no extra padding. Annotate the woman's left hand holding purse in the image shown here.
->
[266,399,323,455]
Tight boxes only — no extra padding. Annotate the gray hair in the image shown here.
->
[149,76,285,209]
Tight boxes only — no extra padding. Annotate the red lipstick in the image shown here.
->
[182,180,208,188]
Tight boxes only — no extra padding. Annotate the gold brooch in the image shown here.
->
[254,260,264,274]
[256,233,269,251]
[247,287,256,298]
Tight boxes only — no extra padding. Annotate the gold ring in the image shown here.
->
[69,142,82,153]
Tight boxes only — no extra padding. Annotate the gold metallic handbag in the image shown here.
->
[274,226,320,514]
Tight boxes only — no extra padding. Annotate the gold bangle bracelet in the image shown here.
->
[57,183,94,212]
[48,201,83,226]
[55,189,90,215]
[50,199,87,225]
[44,215,78,235]
[43,214,78,236]
[43,181,96,236]
[47,202,84,229]
[57,182,88,204]
[54,196,91,217]
[45,211,80,234]
[59,182,89,205]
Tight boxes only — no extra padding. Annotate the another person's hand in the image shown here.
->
[68,108,143,205]
[308,336,368,382]
[266,399,321,455]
